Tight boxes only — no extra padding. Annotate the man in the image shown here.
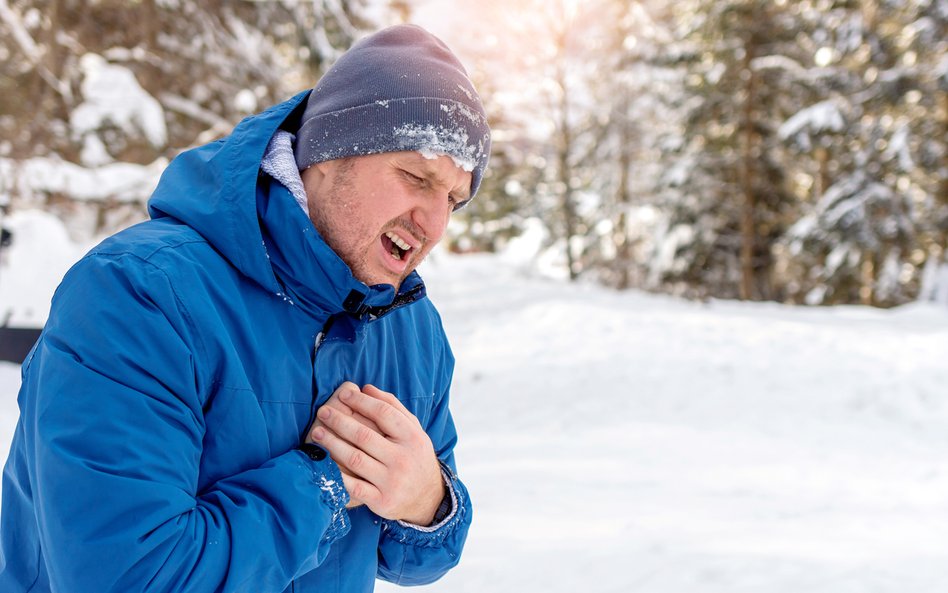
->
[0,24,490,593]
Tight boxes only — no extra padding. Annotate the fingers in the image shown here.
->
[338,387,414,439]
[332,383,413,427]
[310,423,383,483]
[308,383,381,438]
[312,405,392,475]
[332,383,385,431]
[362,384,413,418]
[339,469,380,510]
[312,384,442,522]
[319,401,380,434]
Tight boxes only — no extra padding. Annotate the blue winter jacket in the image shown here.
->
[0,92,472,593]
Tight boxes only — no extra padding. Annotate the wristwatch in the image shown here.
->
[431,487,452,524]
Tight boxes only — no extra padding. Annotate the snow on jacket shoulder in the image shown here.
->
[0,92,472,593]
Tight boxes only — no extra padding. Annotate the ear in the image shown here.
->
[300,162,328,196]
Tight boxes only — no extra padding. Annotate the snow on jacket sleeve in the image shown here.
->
[23,253,348,593]
[376,345,473,586]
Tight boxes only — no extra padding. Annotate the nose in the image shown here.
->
[410,194,451,245]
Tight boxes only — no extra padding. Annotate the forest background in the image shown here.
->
[1,0,947,312]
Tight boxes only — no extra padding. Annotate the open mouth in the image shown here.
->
[383,231,413,261]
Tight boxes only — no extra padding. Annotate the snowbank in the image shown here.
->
[0,209,91,327]
[1,248,947,592]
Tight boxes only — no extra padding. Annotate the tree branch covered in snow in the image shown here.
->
[0,0,396,242]
[159,93,233,141]
[0,0,72,101]
[1,0,945,307]
[0,156,166,204]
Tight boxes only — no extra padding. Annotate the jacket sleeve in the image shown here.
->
[375,342,473,586]
[24,253,348,593]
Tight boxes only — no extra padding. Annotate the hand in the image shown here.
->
[306,382,381,468]
[306,382,378,508]
[307,383,444,525]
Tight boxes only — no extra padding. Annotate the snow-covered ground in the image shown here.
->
[2,232,948,592]
[389,254,948,593]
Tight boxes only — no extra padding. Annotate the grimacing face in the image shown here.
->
[301,151,472,289]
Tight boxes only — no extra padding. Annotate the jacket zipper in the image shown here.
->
[301,317,335,446]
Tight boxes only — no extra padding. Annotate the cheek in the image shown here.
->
[312,193,367,251]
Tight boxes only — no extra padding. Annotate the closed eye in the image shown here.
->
[400,168,469,210]
[401,169,426,186]
[449,195,470,211]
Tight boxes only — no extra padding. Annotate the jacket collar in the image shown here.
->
[258,177,427,319]
[149,91,428,321]
[149,92,311,296]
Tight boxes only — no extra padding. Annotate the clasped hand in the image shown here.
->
[306,382,444,525]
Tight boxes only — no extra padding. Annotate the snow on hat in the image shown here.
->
[293,24,491,201]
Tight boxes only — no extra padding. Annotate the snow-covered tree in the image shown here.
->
[441,0,680,285]
[774,0,947,306]
[489,0,617,281]
[0,0,395,241]
[884,0,948,304]
[784,172,915,304]
[584,0,679,291]
[650,0,945,306]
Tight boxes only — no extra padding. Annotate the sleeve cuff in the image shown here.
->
[296,449,351,544]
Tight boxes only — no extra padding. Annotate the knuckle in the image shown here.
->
[377,492,394,512]
[347,450,365,471]
[375,401,397,422]
[391,455,410,474]
[354,424,374,446]
[405,432,427,451]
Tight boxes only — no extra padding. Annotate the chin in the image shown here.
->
[351,258,415,289]
[355,270,401,290]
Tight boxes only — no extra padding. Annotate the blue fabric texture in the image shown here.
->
[0,91,472,593]
[294,24,491,201]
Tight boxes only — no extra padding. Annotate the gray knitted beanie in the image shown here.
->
[294,24,491,200]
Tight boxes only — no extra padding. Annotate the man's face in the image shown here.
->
[302,151,472,289]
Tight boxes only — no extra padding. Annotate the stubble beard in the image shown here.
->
[308,165,416,289]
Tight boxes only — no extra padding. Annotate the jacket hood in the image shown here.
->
[147,92,411,317]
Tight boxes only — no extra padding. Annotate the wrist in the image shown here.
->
[390,463,461,534]
[406,481,444,525]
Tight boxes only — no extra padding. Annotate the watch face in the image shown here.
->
[300,443,327,461]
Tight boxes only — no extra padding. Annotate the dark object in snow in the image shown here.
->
[0,226,11,248]
[0,326,41,363]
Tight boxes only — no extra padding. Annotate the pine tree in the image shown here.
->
[656,0,804,301]
[774,0,946,306]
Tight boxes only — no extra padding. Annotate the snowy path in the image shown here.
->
[3,252,947,592]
